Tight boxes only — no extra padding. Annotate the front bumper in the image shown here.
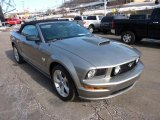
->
[77,61,144,100]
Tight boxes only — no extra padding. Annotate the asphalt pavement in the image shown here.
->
[0,32,160,120]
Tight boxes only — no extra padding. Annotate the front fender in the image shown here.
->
[47,53,82,88]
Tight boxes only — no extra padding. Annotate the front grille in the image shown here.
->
[111,60,137,77]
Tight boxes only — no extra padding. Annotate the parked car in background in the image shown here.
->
[112,8,160,44]
[83,15,103,33]
[10,20,144,101]
[5,18,22,26]
[100,15,128,33]
[74,16,87,26]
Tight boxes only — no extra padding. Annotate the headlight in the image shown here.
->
[87,69,96,79]
[114,66,121,75]
[86,69,107,79]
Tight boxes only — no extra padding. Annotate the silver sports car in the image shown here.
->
[11,20,144,101]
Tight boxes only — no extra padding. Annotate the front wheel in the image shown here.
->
[121,31,136,44]
[51,65,76,101]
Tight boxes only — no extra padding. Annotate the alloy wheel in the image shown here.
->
[13,47,20,62]
[123,34,132,43]
[53,70,70,97]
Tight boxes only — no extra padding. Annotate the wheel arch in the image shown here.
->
[121,29,137,39]
[49,61,79,96]
[48,59,80,91]
[89,24,94,28]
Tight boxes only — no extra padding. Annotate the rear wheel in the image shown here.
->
[51,65,76,101]
[121,31,136,44]
[13,46,24,64]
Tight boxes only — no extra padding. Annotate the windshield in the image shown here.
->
[40,22,91,42]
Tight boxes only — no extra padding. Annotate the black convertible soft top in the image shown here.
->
[19,19,69,33]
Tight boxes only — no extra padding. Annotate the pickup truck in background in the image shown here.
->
[5,18,22,26]
[83,15,103,33]
[112,8,160,44]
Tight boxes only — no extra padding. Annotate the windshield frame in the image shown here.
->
[39,21,91,42]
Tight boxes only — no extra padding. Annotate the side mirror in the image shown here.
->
[26,35,40,42]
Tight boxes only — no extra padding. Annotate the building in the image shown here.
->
[70,1,104,11]
[134,0,145,2]
[55,0,159,16]
[70,0,156,11]
[107,0,151,6]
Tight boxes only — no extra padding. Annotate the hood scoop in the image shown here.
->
[83,37,110,46]
[99,40,110,46]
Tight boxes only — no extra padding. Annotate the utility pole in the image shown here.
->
[104,0,108,16]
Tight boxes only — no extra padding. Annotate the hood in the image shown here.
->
[52,36,140,67]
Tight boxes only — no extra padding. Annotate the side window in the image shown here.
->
[98,16,103,20]
[101,16,113,22]
[87,16,97,20]
[101,17,107,22]
[74,16,82,20]
[21,25,38,36]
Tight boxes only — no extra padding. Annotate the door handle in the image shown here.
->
[153,22,159,24]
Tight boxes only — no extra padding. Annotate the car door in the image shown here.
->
[148,10,160,39]
[20,25,49,72]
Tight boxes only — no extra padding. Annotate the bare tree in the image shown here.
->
[0,5,5,22]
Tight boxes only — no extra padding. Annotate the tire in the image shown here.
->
[51,65,76,101]
[121,31,136,44]
[13,46,24,64]
[89,25,94,33]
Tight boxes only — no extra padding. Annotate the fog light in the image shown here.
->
[87,69,96,79]
[114,66,121,75]
[82,84,106,90]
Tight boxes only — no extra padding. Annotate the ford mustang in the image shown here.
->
[10,20,144,101]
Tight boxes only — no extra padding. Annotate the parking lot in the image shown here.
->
[0,32,160,120]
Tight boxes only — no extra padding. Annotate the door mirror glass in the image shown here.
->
[26,35,40,41]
